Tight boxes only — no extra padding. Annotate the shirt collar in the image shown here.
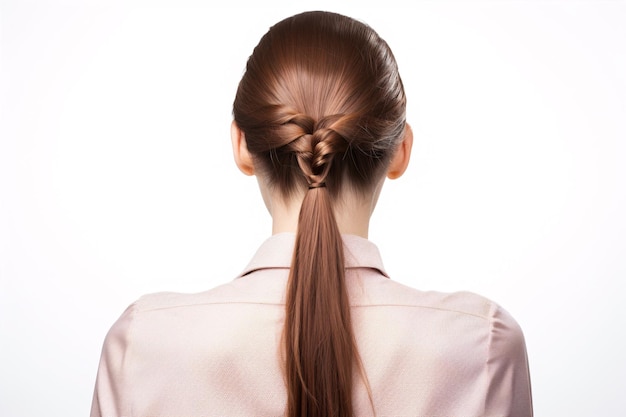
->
[237,233,389,278]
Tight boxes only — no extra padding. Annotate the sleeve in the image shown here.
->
[90,303,137,417]
[484,303,533,417]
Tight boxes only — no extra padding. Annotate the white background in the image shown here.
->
[1,1,625,416]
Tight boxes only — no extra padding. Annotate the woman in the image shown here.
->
[91,11,532,417]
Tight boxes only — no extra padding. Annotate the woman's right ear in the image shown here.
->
[231,121,255,176]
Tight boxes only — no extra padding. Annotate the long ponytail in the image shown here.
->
[286,185,354,416]
[282,120,356,416]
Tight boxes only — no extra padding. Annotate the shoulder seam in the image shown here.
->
[132,300,285,313]
[352,302,493,320]
[126,302,138,417]
[483,301,498,415]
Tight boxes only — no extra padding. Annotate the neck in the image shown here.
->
[271,196,371,238]
[258,176,385,239]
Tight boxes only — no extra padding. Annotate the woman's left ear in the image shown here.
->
[231,121,255,176]
[387,123,413,180]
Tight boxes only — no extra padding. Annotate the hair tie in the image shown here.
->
[308,182,326,190]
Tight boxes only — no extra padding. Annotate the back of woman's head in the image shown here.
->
[233,11,406,196]
[233,11,406,417]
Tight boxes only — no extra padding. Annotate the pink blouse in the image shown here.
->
[91,233,532,416]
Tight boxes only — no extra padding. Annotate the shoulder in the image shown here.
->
[432,290,531,415]
[485,298,527,356]
[99,286,239,356]
[420,288,528,352]
[130,284,241,312]
[360,278,529,362]
[351,279,533,414]
[355,275,529,351]
[360,276,510,322]
[103,279,286,353]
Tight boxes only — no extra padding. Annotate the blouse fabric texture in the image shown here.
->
[91,233,533,417]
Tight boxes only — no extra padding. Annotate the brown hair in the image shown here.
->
[233,11,406,417]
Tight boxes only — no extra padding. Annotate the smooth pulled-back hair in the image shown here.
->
[233,11,406,417]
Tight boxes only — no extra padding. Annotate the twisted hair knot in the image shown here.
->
[280,113,350,188]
